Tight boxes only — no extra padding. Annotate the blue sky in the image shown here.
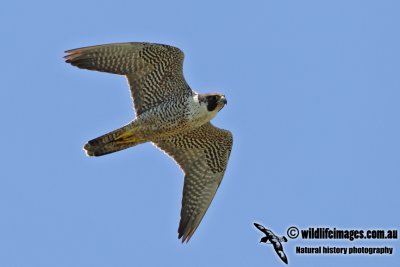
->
[1,0,399,266]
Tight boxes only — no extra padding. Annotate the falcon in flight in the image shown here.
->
[64,42,233,242]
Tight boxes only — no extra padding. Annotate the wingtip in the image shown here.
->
[178,230,192,244]
[64,48,75,54]
[63,48,84,62]
[178,222,198,244]
[179,237,189,244]
[64,46,86,54]
[63,54,73,60]
[254,222,263,229]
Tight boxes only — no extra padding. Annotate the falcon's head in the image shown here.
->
[199,93,227,112]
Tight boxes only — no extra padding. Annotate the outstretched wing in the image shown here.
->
[273,243,288,264]
[64,42,192,115]
[154,122,233,242]
[254,223,269,235]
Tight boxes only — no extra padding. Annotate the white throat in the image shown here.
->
[189,94,219,126]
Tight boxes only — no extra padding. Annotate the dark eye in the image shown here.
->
[207,96,218,111]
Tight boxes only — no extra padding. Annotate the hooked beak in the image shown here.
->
[220,95,227,105]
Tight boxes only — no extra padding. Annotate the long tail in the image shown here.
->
[84,124,146,157]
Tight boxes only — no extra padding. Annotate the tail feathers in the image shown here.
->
[84,124,146,157]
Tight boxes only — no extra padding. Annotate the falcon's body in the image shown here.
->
[64,42,232,242]
[109,93,223,142]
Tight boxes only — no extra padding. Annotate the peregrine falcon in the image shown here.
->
[64,42,233,242]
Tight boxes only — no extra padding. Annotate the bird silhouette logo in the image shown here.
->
[254,223,289,264]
